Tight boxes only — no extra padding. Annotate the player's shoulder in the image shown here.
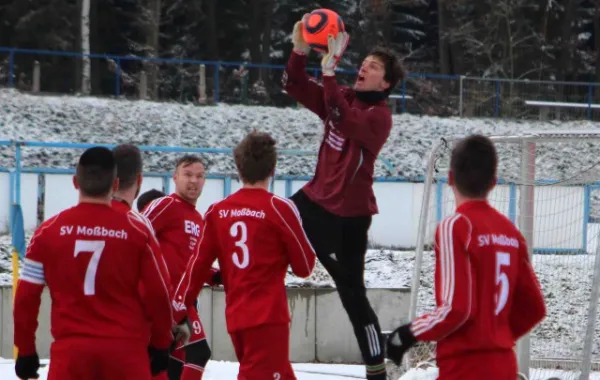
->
[34,213,63,236]
[437,213,473,238]
[270,195,301,220]
[143,194,175,215]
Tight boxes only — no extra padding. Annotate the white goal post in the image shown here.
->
[407,130,600,380]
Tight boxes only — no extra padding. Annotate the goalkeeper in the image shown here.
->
[282,14,404,380]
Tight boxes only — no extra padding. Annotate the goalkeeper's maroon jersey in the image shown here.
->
[410,200,546,360]
[282,50,392,217]
[142,193,204,284]
[13,203,174,356]
[172,188,316,332]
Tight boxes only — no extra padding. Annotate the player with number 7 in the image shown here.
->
[171,131,317,380]
[385,135,547,379]
[13,147,173,380]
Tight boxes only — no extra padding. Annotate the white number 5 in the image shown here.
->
[74,240,106,296]
[495,251,511,315]
[230,221,250,269]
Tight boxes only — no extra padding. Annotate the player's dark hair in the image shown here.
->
[450,134,498,198]
[76,147,117,197]
[112,144,142,190]
[175,154,204,169]
[367,47,406,95]
[234,131,277,185]
[136,188,165,212]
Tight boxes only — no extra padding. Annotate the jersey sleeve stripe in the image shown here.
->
[126,214,174,322]
[21,258,45,285]
[271,197,315,275]
[143,196,173,222]
[411,214,460,337]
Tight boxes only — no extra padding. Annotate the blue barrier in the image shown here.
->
[1,140,598,254]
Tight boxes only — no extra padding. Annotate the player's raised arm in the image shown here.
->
[172,206,219,323]
[509,236,546,339]
[411,215,473,341]
[282,16,328,120]
[132,214,175,349]
[13,220,55,358]
[271,196,316,278]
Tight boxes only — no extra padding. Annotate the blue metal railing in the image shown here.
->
[0,46,451,111]
[1,139,598,253]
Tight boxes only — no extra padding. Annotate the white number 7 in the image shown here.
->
[495,251,511,315]
[74,240,106,296]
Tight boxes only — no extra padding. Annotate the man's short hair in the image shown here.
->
[175,154,204,170]
[450,134,498,198]
[76,147,117,197]
[112,144,143,190]
[136,189,166,212]
[233,131,277,184]
[367,47,406,95]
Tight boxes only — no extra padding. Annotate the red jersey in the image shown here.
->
[13,203,174,356]
[283,50,392,217]
[111,198,173,309]
[172,188,316,332]
[410,200,546,360]
[143,193,204,283]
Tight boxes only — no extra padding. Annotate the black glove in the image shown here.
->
[15,352,40,379]
[385,324,417,366]
[148,346,169,376]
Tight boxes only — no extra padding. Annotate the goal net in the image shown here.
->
[407,131,600,380]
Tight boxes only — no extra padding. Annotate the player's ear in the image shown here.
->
[448,170,454,186]
[72,175,80,190]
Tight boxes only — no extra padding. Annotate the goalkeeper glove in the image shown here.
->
[292,14,310,55]
[15,352,40,379]
[321,32,350,77]
[385,324,417,366]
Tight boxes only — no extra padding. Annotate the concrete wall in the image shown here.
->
[0,286,410,362]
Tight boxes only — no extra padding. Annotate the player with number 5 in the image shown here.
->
[385,135,547,379]
[13,147,174,380]
[172,131,317,380]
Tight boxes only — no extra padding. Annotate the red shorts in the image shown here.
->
[170,306,207,362]
[230,323,296,380]
[437,350,517,380]
[48,337,150,380]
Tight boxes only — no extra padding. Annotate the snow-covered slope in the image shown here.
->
[2,88,600,182]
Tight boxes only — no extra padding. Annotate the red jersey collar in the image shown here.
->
[111,198,131,211]
[456,199,490,213]
[171,193,198,209]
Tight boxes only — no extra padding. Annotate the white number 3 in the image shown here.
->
[230,221,250,269]
[495,251,511,315]
[74,240,106,296]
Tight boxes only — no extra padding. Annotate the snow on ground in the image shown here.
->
[0,359,368,379]
[0,358,599,380]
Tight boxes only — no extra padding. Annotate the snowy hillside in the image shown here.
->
[2,88,600,182]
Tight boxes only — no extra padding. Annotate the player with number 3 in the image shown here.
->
[172,131,316,380]
[13,147,174,380]
[385,135,547,379]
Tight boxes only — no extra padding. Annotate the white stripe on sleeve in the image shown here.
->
[21,258,45,285]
